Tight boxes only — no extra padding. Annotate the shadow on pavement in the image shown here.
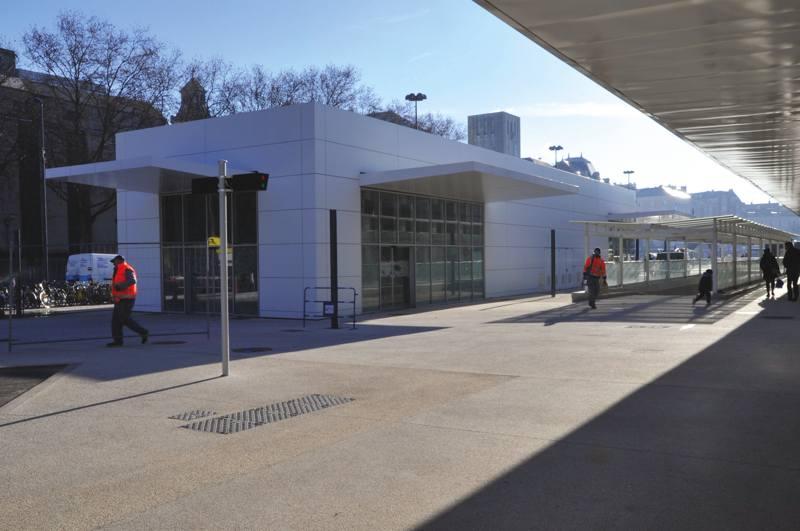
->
[492,292,756,326]
[420,296,800,528]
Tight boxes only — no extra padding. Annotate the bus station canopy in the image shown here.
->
[573,215,795,244]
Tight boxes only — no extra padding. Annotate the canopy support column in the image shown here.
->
[732,229,738,288]
[712,219,719,293]
[644,236,650,284]
[618,236,624,287]
[747,236,753,283]
[665,239,671,280]
[683,236,689,278]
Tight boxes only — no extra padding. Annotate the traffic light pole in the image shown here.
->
[218,160,230,376]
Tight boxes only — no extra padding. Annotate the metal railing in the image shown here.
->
[303,286,358,330]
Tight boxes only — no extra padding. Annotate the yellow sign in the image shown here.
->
[215,247,233,256]
[207,236,220,248]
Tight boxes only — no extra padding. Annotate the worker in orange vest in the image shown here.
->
[107,255,149,347]
[583,247,607,309]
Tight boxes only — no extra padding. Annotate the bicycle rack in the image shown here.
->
[303,287,358,330]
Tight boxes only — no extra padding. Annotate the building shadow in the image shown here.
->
[491,293,755,326]
[2,313,446,382]
[420,296,800,528]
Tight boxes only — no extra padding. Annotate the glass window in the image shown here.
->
[161,195,182,243]
[416,220,430,245]
[415,247,431,305]
[362,216,379,243]
[362,246,380,311]
[446,222,458,246]
[233,192,257,244]
[233,245,258,315]
[459,223,471,246]
[380,193,397,218]
[399,219,414,244]
[446,201,458,221]
[431,221,445,245]
[431,199,444,221]
[162,247,184,312]
[472,224,483,246]
[398,195,414,219]
[416,198,430,220]
[473,205,483,223]
[472,247,484,297]
[361,190,379,216]
[431,247,446,302]
[460,204,471,223]
[380,217,396,243]
[460,247,473,299]
[446,247,460,300]
[183,194,206,243]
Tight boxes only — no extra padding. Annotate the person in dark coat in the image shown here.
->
[693,269,713,306]
[759,248,780,299]
[783,241,800,301]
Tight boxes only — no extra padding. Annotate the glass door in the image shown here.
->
[380,245,411,309]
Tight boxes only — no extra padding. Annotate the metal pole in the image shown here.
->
[747,236,752,283]
[7,228,13,353]
[665,239,671,280]
[712,219,719,293]
[618,236,624,287]
[550,229,556,297]
[329,209,339,329]
[218,160,230,376]
[644,236,650,284]
[732,230,738,287]
[35,98,49,282]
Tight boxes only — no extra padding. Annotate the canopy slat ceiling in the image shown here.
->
[476,0,800,212]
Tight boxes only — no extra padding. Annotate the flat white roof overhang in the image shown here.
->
[359,161,577,202]
[46,157,251,194]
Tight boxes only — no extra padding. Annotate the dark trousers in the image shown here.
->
[693,290,711,305]
[586,276,600,306]
[111,299,148,343]
[788,271,800,301]
[764,276,776,295]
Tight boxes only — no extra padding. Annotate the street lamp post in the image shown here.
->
[548,145,563,166]
[623,169,635,186]
[404,92,427,129]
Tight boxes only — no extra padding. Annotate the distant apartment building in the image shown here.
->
[468,112,520,157]
[690,189,744,218]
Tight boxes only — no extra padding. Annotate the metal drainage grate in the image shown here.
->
[760,315,794,320]
[232,347,273,353]
[181,394,354,435]
[152,340,187,345]
[625,325,670,329]
[281,329,304,333]
[169,409,217,421]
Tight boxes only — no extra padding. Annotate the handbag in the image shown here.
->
[776,278,784,289]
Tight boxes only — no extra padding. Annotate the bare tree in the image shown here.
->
[22,11,179,244]
[385,100,465,141]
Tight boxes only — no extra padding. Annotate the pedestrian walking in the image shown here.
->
[759,247,780,299]
[583,247,607,309]
[692,269,713,306]
[107,255,149,347]
[783,241,800,301]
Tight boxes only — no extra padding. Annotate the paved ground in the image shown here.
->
[1,287,799,530]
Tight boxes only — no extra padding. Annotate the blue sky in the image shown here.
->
[2,0,774,203]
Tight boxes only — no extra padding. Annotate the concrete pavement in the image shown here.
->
[1,289,799,529]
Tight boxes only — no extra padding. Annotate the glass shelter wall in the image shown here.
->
[160,192,258,316]
[361,189,484,312]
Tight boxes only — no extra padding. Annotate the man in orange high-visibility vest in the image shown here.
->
[583,247,607,309]
[107,255,149,347]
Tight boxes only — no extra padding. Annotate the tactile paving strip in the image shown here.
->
[181,394,354,435]
[168,409,217,421]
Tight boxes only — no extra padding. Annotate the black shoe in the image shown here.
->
[106,341,123,348]
[141,332,149,344]
[590,303,597,309]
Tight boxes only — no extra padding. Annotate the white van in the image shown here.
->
[65,253,117,283]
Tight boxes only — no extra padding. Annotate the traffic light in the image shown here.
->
[231,172,269,191]
[190,172,269,194]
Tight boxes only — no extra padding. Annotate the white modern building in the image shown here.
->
[47,103,635,318]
